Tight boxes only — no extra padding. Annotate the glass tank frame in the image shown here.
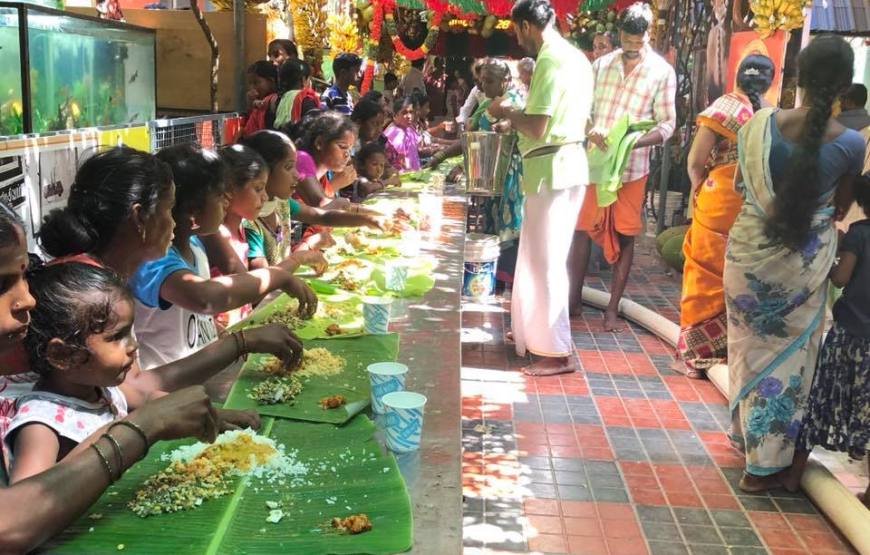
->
[0,2,156,136]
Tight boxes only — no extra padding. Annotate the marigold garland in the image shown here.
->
[384,9,443,60]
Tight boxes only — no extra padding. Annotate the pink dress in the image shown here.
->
[383,124,421,172]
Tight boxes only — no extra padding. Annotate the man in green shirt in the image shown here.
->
[487,0,592,376]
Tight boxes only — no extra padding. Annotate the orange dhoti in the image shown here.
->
[575,176,648,264]
[676,163,742,371]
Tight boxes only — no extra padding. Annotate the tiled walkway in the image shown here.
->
[460,243,857,555]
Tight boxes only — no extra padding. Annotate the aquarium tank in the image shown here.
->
[0,2,155,136]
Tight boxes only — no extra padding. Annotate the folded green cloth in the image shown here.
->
[588,115,656,207]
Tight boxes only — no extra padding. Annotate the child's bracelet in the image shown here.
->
[108,420,150,459]
[232,330,249,358]
[91,442,115,483]
[102,432,124,468]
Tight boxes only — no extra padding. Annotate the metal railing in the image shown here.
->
[148,113,239,151]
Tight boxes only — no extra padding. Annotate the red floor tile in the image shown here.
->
[551,445,584,458]
[526,514,565,535]
[564,517,603,537]
[701,493,741,510]
[549,433,580,446]
[629,488,668,506]
[568,535,610,555]
[798,532,850,553]
[561,501,599,518]
[597,503,636,521]
[693,477,732,495]
[620,461,655,477]
[529,533,568,554]
[524,498,561,516]
[759,528,802,548]
[665,491,704,508]
[601,518,641,539]
[625,474,659,489]
[787,514,832,534]
[583,447,615,460]
[607,537,649,555]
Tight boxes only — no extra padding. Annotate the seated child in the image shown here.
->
[130,144,321,370]
[383,96,421,172]
[273,58,321,129]
[200,144,317,328]
[6,262,256,483]
[243,61,279,137]
[239,130,385,268]
[346,142,400,202]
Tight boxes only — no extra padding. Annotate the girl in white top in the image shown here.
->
[5,261,252,483]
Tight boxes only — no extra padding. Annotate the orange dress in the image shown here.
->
[677,93,754,373]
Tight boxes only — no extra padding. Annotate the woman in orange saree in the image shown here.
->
[676,55,774,378]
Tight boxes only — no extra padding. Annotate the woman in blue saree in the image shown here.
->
[724,35,866,492]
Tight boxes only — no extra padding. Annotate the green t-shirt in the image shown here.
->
[517,34,593,195]
[244,199,301,265]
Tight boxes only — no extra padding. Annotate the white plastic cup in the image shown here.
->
[366,362,408,414]
[363,296,392,334]
[384,259,409,291]
[382,391,427,452]
[399,229,421,258]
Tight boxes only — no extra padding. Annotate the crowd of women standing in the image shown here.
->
[677,35,870,496]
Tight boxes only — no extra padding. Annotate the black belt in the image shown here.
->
[524,141,586,159]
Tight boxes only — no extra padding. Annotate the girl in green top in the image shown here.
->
[240,131,385,269]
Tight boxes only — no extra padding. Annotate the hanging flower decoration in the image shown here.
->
[361,2,384,93]
[385,8,443,59]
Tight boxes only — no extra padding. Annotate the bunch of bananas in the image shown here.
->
[750,0,809,38]
[327,13,360,58]
[290,0,328,51]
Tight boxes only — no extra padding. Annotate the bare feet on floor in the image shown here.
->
[603,309,625,332]
[505,330,514,343]
[569,303,584,318]
[522,356,578,377]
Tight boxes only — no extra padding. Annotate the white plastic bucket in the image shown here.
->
[463,233,500,301]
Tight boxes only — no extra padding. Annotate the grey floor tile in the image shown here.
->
[648,451,682,463]
[585,460,619,475]
[463,497,484,514]
[527,483,558,498]
[648,541,690,555]
[606,426,638,438]
[689,546,729,555]
[552,458,586,472]
[524,469,555,484]
[486,497,523,515]
[519,456,551,470]
[614,448,648,462]
[611,437,644,449]
[619,389,648,398]
[638,428,669,440]
[680,525,723,545]
[557,484,594,501]
[774,497,817,514]
[718,527,762,547]
[709,510,750,528]
[590,473,624,488]
[555,471,589,487]
[673,508,713,526]
[542,412,574,423]
[738,497,777,512]
[637,505,675,523]
[647,391,675,400]
[592,487,630,503]
[642,521,681,541]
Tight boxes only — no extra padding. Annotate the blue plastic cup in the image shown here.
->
[384,260,408,292]
[367,362,408,414]
[382,391,427,453]
[363,296,392,334]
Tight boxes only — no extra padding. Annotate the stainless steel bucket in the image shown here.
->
[461,131,516,196]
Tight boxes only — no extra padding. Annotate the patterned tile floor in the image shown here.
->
[460,241,859,555]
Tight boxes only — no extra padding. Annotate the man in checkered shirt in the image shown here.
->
[570,2,676,333]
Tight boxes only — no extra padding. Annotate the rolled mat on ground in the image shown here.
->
[224,333,400,424]
[43,415,414,555]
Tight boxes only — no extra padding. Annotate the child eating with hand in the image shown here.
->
[243,61,279,136]
[130,144,321,370]
[347,141,400,201]
[240,130,385,267]
[6,262,258,484]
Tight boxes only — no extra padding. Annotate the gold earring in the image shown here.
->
[140,228,147,243]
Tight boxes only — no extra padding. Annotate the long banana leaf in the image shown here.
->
[223,334,400,424]
[45,415,413,555]
[227,293,366,340]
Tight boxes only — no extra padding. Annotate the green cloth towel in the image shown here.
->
[588,115,656,207]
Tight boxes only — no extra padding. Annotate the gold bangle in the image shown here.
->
[91,442,115,483]
[108,420,150,459]
[102,433,124,468]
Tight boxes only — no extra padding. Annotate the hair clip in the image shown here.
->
[743,68,761,76]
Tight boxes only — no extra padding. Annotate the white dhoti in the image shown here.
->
[512,185,586,358]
